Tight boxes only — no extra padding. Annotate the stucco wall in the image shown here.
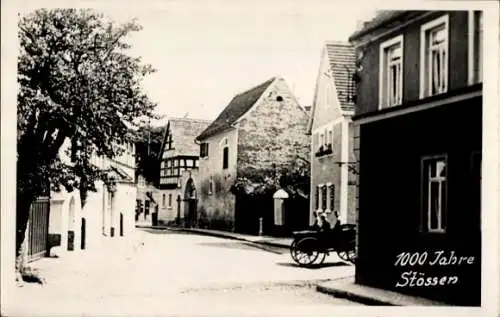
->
[197,129,238,229]
[310,121,342,224]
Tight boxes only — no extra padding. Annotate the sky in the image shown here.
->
[91,1,379,125]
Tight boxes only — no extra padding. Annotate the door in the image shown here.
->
[27,196,50,262]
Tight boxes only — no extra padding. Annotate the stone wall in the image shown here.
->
[236,78,310,174]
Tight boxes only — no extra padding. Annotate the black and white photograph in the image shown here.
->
[1,1,499,316]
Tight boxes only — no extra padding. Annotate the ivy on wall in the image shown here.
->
[231,156,310,199]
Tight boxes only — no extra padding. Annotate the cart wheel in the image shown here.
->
[291,237,319,267]
[313,252,327,266]
[337,246,356,264]
[289,240,298,261]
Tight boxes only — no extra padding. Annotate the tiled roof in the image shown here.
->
[196,77,276,140]
[166,117,211,157]
[325,41,357,111]
[306,42,357,134]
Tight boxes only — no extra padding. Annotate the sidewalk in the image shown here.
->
[316,277,448,306]
[136,225,293,248]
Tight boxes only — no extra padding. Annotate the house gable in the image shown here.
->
[308,42,357,134]
[235,77,310,174]
[160,118,211,159]
[196,77,276,141]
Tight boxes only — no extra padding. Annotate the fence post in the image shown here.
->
[258,217,263,236]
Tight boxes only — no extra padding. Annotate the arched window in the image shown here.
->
[222,138,229,169]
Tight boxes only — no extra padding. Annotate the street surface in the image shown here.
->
[6,229,359,317]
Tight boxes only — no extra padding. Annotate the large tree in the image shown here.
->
[17,9,157,274]
[134,123,165,186]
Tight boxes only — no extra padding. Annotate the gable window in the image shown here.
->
[420,15,449,99]
[421,155,447,233]
[327,130,333,153]
[379,35,404,108]
[468,11,483,85]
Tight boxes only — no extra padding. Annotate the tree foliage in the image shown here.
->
[230,156,310,198]
[16,8,158,265]
[134,123,165,185]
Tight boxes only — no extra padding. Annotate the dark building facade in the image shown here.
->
[350,10,483,305]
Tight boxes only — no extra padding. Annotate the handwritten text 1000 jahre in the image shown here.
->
[394,251,475,288]
[394,251,475,267]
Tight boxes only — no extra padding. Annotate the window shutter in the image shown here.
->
[321,185,327,210]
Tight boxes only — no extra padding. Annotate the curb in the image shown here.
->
[139,226,292,249]
[316,284,395,306]
[182,228,292,249]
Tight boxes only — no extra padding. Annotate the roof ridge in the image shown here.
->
[196,76,277,140]
[233,76,276,98]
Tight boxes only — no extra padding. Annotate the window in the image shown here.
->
[468,11,483,85]
[174,160,178,167]
[186,159,192,167]
[168,194,172,207]
[167,160,171,168]
[168,135,173,150]
[194,160,199,168]
[209,176,214,195]
[421,156,447,233]
[200,143,209,158]
[162,194,166,207]
[319,134,324,150]
[321,185,327,211]
[328,184,335,212]
[379,35,403,108]
[222,147,229,169]
[420,15,449,98]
